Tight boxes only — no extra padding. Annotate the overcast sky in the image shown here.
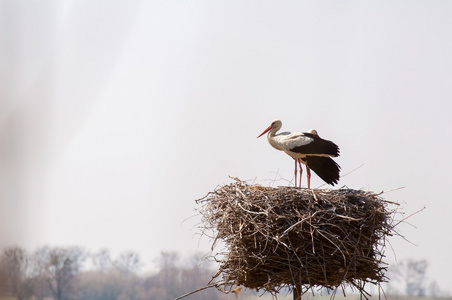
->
[1,0,451,292]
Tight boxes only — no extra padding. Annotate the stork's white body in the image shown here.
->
[266,131,330,161]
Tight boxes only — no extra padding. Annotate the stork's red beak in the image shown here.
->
[257,125,272,138]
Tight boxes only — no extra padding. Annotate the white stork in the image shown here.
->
[257,119,340,188]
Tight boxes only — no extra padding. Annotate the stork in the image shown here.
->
[257,119,340,188]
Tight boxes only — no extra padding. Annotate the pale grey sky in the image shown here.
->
[1,0,451,292]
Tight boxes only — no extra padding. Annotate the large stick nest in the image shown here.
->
[197,178,399,297]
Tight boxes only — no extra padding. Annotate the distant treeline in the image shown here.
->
[0,245,234,300]
[0,245,446,300]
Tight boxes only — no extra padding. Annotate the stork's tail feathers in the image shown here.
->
[305,156,340,186]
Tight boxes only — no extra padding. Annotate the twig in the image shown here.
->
[391,206,426,228]
[173,283,227,300]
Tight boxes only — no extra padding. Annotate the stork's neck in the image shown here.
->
[266,126,279,139]
[266,127,284,151]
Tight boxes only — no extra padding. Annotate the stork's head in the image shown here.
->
[308,129,320,137]
[257,119,282,138]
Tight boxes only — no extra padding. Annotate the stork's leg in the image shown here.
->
[298,160,303,188]
[306,165,311,189]
[294,159,298,187]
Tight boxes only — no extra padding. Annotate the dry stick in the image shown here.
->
[316,163,364,188]
[340,163,365,178]
[173,284,223,300]
[391,206,426,229]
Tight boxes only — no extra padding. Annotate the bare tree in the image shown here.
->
[428,280,441,297]
[114,251,142,300]
[79,250,124,300]
[0,246,35,300]
[79,270,126,300]
[405,259,428,297]
[179,253,228,300]
[393,259,429,297]
[114,251,141,276]
[79,250,145,300]
[92,249,114,273]
[34,246,85,300]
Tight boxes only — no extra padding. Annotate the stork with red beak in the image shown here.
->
[257,119,340,188]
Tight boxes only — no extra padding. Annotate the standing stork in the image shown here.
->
[257,119,340,188]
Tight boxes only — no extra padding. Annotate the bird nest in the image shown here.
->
[196,178,399,298]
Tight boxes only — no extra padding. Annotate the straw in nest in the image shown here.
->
[196,178,399,298]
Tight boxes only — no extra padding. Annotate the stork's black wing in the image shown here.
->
[291,137,340,157]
